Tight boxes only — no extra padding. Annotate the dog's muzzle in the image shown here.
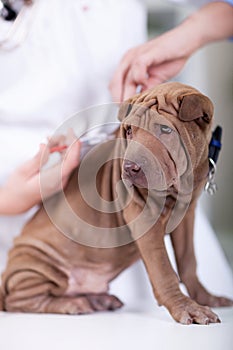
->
[123,160,148,188]
[124,160,141,176]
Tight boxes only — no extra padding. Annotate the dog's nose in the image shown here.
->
[124,160,141,176]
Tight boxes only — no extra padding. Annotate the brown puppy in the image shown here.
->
[1,82,232,324]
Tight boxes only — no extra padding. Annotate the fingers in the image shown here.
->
[109,47,142,102]
[47,134,66,148]
[110,44,160,102]
[111,55,187,101]
[110,62,145,102]
[49,129,80,181]
[61,140,81,181]
[109,68,125,102]
[17,144,49,177]
[109,30,190,102]
[121,60,147,100]
[39,139,81,200]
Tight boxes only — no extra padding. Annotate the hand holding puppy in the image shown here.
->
[0,130,80,215]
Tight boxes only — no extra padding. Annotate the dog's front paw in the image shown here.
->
[196,293,233,308]
[209,296,233,307]
[191,287,233,308]
[170,297,221,325]
[185,279,233,308]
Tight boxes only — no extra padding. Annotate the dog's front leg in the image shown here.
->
[170,200,233,308]
[132,219,221,324]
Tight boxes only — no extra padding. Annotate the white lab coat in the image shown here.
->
[0,0,147,268]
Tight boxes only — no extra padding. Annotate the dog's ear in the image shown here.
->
[178,94,214,125]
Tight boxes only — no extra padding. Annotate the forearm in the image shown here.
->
[0,185,36,215]
[0,187,20,215]
[178,1,233,55]
[0,187,9,215]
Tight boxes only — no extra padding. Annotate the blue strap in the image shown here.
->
[210,139,222,149]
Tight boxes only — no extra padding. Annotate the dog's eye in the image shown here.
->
[126,126,132,138]
[160,125,172,134]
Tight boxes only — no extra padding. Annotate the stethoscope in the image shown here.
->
[0,0,35,49]
[0,1,19,21]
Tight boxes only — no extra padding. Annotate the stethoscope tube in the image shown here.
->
[0,1,18,21]
[0,1,36,50]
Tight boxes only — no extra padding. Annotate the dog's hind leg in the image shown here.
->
[5,294,123,314]
[5,292,95,315]
[170,200,233,307]
[3,272,123,314]
[1,252,86,314]
[2,253,123,314]
[3,268,104,314]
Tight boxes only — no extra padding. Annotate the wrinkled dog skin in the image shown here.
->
[1,82,232,324]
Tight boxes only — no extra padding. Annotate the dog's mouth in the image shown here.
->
[122,157,178,191]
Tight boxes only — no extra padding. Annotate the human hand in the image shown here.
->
[109,29,191,102]
[110,1,233,102]
[0,130,80,215]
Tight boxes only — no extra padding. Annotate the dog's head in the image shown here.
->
[118,82,214,192]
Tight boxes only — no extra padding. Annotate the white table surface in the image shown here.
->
[0,301,233,350]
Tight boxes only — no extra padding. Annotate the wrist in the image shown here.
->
[182,2,233,52]
[0,184,35,215]
[174,14,206,57]
[0,186,15,215]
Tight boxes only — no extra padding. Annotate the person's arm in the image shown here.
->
[109,1,233,102]
[0,133,80,215]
